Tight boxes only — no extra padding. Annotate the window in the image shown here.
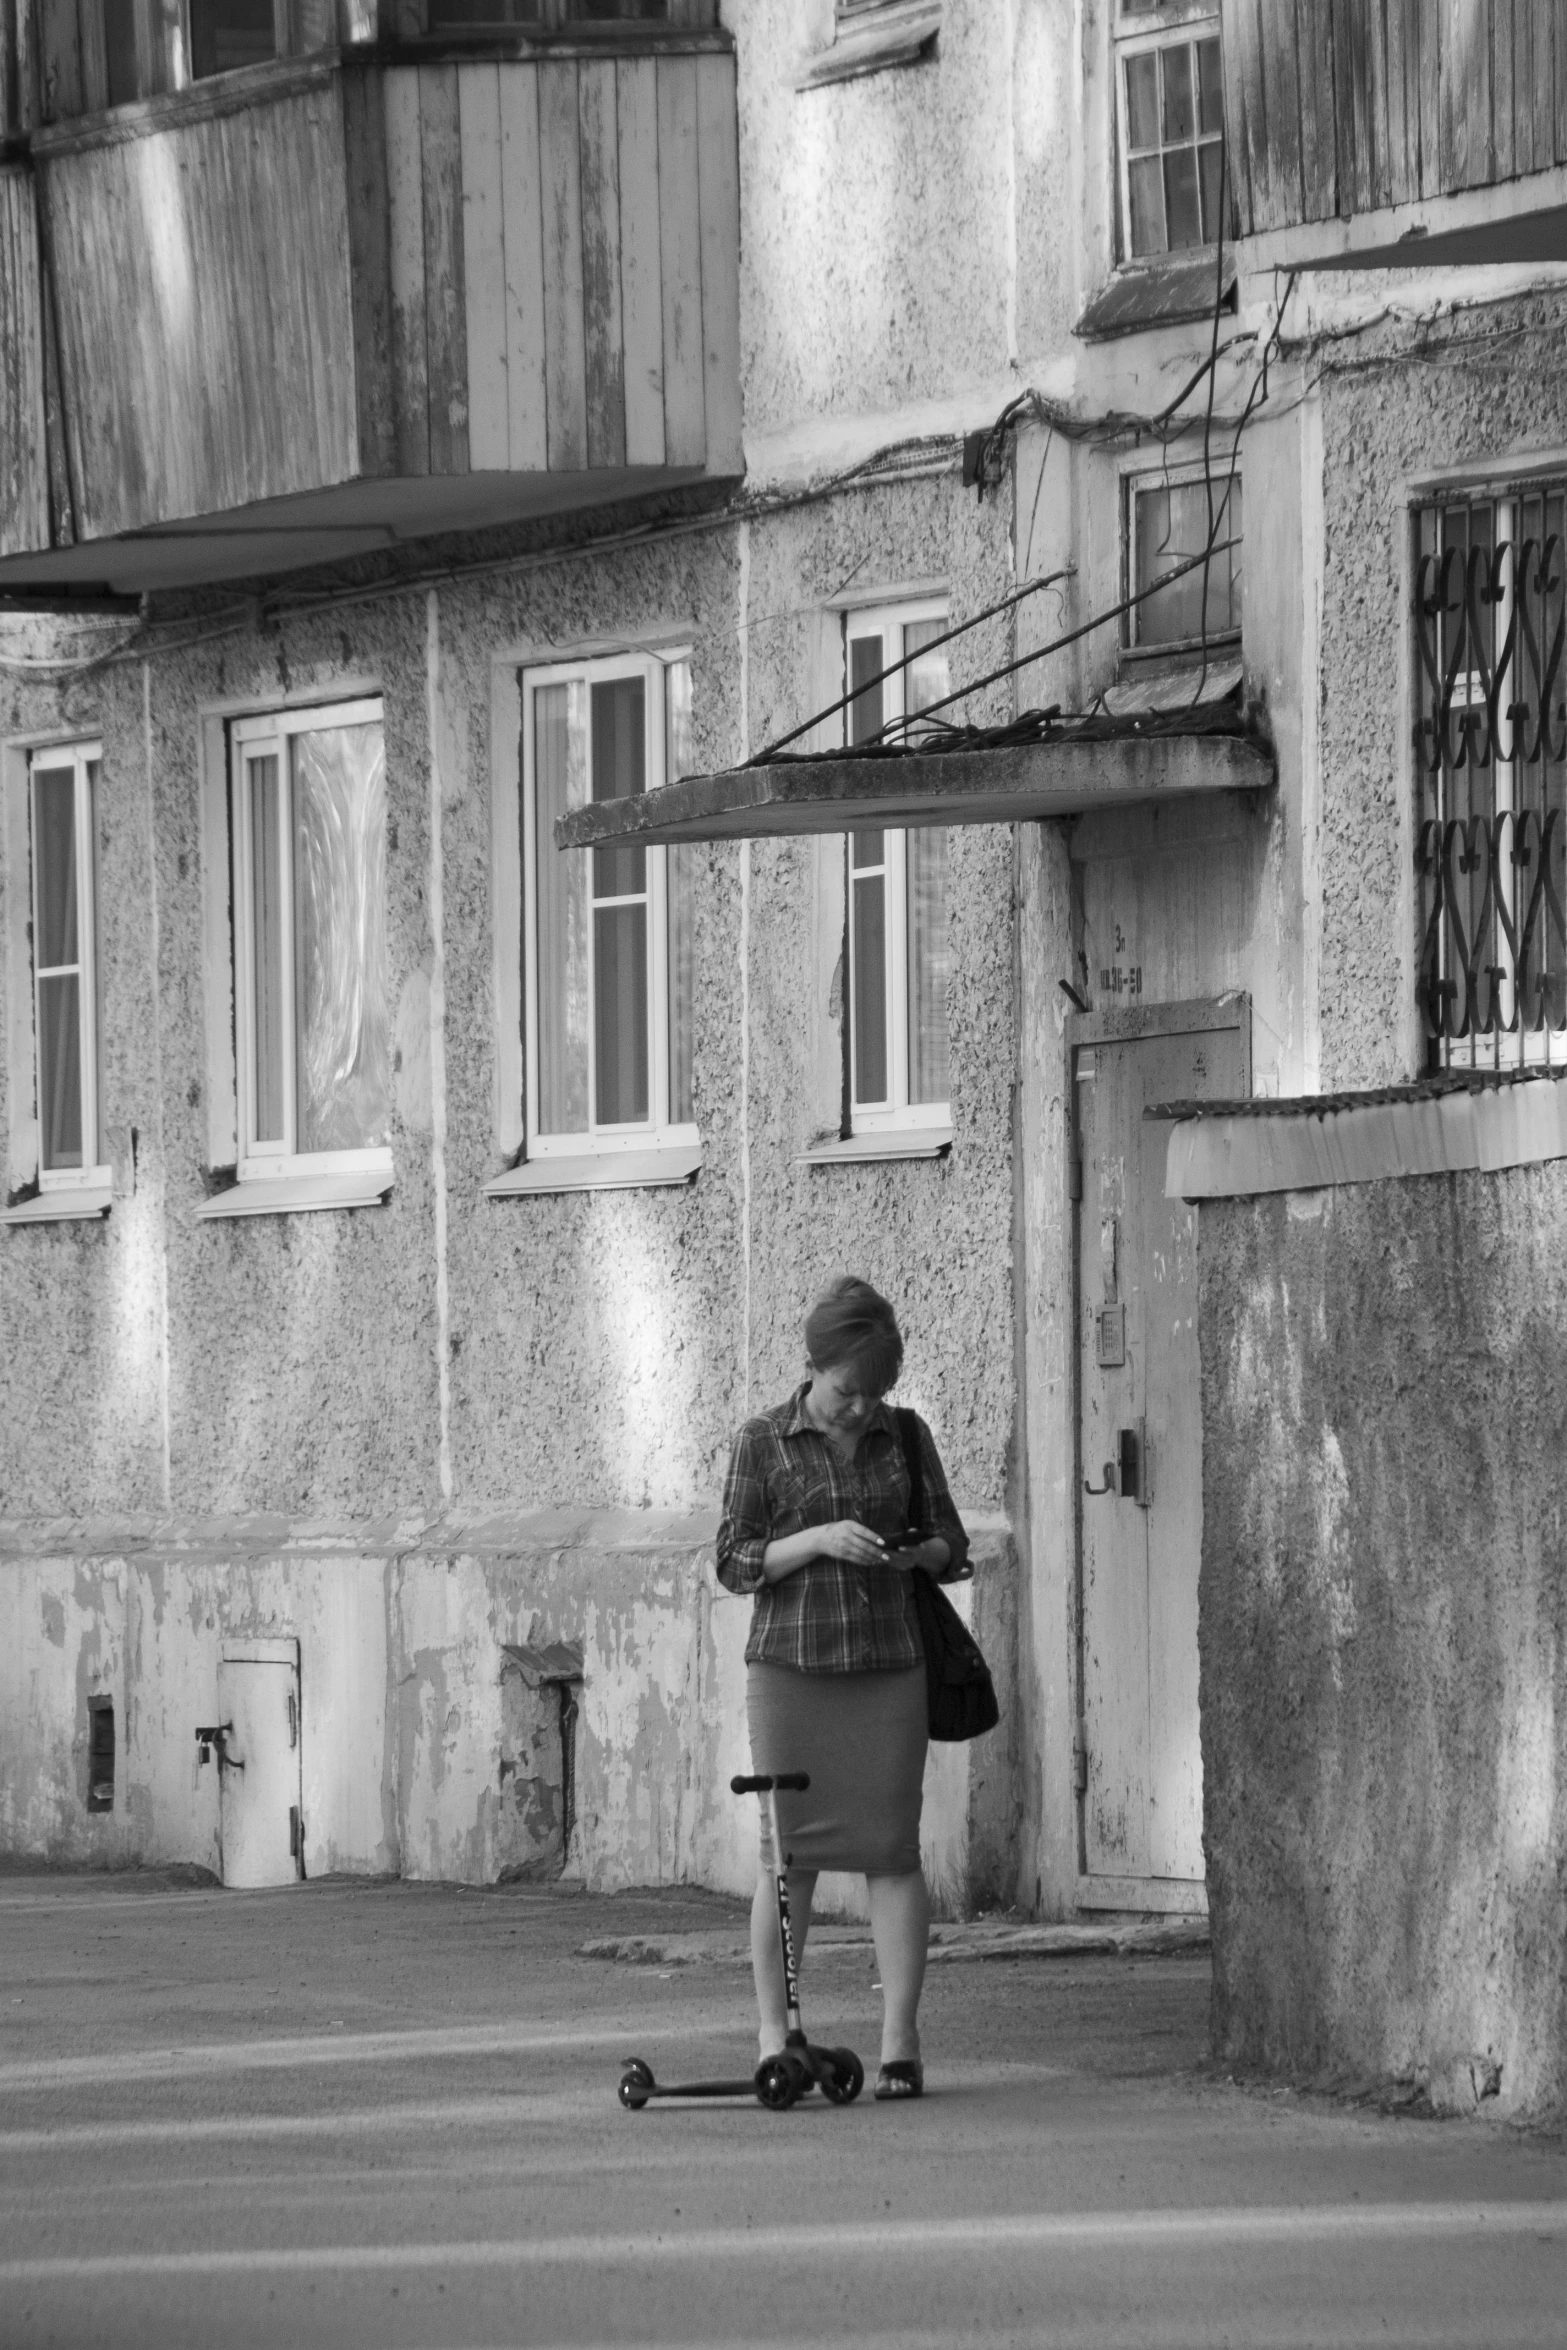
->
[29,742,106,1198]
[228,700,391,1186]
[1413,482,1567,1072]
[520,651,695,1160]
[188,0,276,78]
[1125,466,1242,655]
[843,604,951,1135]
[1115,8,1225,261]
[424,0,671,26]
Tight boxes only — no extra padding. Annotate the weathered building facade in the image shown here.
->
[2,0,1565,2106]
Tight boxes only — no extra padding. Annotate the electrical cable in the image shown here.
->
[749,563,1075,765]
[756,533,1241,758]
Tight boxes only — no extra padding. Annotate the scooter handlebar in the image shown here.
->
[731,1772,810,1794]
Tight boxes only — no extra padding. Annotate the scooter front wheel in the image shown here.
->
[820,2047,865,2105]
[754,2055,802,2111]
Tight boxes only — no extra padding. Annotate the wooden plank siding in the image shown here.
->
[0,47,738,561]
[1225,0,1565,233]
[0,165,49,557]
[42,79,360,540]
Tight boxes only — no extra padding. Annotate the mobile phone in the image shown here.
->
[880,1530,922,1553]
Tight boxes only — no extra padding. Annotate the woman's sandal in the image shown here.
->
[873,2059,924,2101]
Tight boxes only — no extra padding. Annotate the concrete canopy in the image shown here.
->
[554,721,1274,849]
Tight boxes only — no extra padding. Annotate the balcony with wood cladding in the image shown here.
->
[0,25,739,597]
[1224,0,1567,271]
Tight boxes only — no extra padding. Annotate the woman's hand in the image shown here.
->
[760,1518,909,1582]
[813,1518,892,1566]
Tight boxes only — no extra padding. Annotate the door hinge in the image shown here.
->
[1072,1726,1088,1797]
[287,1690,298,1750]
[1069,1148,1082,1203]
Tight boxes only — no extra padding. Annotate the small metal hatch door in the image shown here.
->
[217,1637,303,1889]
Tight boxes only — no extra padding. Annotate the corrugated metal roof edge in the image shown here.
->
[1146,1063,1567,1122]
[1160,1065,1567,1201]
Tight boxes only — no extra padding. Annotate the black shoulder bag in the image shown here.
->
[895,1408,1000,1744]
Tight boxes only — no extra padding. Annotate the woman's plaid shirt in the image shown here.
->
[716,1384,970,1674]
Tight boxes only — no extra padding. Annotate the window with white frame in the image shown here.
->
[1115,5,1225,261]
[1124,462,1242,655]
[842,603,951,1132]
[522,650,695,1155]
[28,741,105,1192]
[229,700,392,1182]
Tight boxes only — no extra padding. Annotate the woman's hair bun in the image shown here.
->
[804,1275,904,1392]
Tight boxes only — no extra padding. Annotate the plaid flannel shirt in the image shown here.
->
[716,1383,970,1673]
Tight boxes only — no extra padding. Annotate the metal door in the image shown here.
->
[1073,1000,1248,1911]
[217,1638,303,1889]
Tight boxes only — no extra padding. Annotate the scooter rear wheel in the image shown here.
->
[820,2047,865,2105]
[618,2059,655,2110]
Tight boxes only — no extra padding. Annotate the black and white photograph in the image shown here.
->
[0,2,1564,2344]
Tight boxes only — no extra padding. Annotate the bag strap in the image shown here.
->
[895,1408,926,1535]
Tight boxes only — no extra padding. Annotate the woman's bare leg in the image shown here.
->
[866,1867,930,2067]
[752,1865,818,2059]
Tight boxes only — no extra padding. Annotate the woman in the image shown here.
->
[716,1275,970,2101]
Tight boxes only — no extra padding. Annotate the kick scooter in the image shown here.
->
[618,1772,865,2112]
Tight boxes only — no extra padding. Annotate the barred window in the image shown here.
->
[1413,485,1567,1070]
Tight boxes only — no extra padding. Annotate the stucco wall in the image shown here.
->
[1314,295,1567,1089]
[736,0,1016,441]
[1199,1167,1567,2119]
[2,481,1015,1522]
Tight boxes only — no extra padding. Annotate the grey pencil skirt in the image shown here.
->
[745,1659,927,1876]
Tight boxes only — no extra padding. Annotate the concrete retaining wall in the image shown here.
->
[1199,1167,1567,2118]
[0,1515,1018,1915]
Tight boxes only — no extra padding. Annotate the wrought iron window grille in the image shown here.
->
[1413,488,1567,1071]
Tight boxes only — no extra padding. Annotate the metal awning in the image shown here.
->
[1305,203,1567,272]
[556,713,1274,849]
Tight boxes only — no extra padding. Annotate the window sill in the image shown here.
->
[194,1169,394,1220]
[483,1144,703,1197]
[1102,656,1242,716]
[0,1172,113,1224]
[800,1125,952,1165]
[1075,249,1237,343]
[795,1,940,90]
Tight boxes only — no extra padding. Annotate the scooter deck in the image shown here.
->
[637,2077,758,2099]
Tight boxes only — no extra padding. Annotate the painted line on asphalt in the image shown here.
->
[0,2019,710,2094]
[3,2202,1565,2285]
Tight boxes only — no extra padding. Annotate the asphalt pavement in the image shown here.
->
[1,1869,1563,2350]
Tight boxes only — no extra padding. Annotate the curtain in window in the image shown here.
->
[847,632,889,1107]
[666,658,696,1126]
[33,766,82,1171]
[903,620,951,1107]
[591,677,649,1126]
[248,753,287,1147]
[905,829,950,1108]
[851,833,888,1108]
[536,682,592,1134]
[292,723,390,1154]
